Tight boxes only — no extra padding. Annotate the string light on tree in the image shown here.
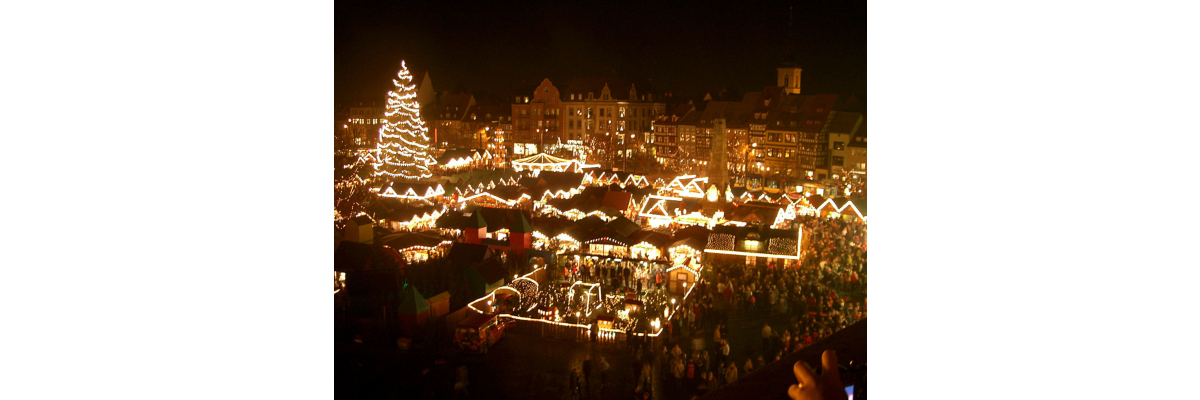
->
[374,60,435,181]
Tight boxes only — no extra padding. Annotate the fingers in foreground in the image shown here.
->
[788,384,802,400]
[793,360,815,387]
[821,350,841,383]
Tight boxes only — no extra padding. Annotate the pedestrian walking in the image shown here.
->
[599,356,610,388]
[582,355,593,395]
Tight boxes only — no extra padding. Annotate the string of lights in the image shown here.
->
[374,60,435,181]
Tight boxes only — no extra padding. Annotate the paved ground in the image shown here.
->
[336,329,645,400]
[335,286,864,399]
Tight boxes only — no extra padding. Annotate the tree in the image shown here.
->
[374,60,435,181]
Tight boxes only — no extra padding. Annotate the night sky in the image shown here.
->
[335,0,865,106]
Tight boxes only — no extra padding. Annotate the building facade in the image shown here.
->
[846,119,867,175]
[510,79,564,156]
[824,111,864,178]
[339,104,386,151]
[559,78,665,169]
[651,103,695,166]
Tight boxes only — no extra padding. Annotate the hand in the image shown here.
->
[787,350,847,400]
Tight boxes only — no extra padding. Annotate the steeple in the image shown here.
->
[778,5,803,95]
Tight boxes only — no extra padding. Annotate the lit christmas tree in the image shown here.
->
[374,60,434,181]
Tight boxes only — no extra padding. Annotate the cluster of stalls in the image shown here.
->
[335,238,514,339]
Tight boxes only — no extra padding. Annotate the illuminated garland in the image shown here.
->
[707,233,735,251]
[374,60,435,180]
[768,238,798,255]
[815,198,867,221]
[379,184,446,200]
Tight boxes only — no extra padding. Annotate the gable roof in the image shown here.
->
[574,215,607,231]
[605,216,642,237]
[437,148,484,164]
[477,207,532,233]
[565,77,632,100]
[335,240,374,272]
[447,242,493,268]
[848,119,867,148]
[628,230,674,248]
[602,190,633,210]
[381,232,447,252]
[728,202,783,224]
[827,112,864,135]
[397,285,430,314]
[472,257,507,284]
[349,215,373,226]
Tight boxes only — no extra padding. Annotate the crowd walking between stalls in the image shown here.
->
[557,215,866,400]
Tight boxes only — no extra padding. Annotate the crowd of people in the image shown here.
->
[623,215,867,399]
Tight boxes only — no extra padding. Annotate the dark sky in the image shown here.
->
[335,0,865,106]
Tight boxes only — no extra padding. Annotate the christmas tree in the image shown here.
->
[374,60,434,181]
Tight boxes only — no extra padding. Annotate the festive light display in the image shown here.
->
[767,238,799,255]
[815,198,867,221]
[467,268,544,315]
[680,211,717,226]
[457,191,531,207]
[678,181,705,198]
[707,233,735,250]
[623,174,649,187]
[511,153,575,173]
[541,205,609,221]
[638,195,680,219]
[379,184,446,200]
[665,175,695,192]
[774,204,797,228]
[374,60,435,180]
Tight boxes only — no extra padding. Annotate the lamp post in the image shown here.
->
[748,142,758,187]
[606,130,613,168]
[622,128,628,172]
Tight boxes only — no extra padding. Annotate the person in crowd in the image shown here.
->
[599,356,609,388]
[707,368,720,391]
[569,367,582,400]
[672,354,686,391]
[762,322,773,355]
[582,355,593,395]
[724,360,738,384]
[719,339,730,366]
[453,365,469,398]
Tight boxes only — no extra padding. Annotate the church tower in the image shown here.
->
[778,6,803,95]
[777,66,802,95]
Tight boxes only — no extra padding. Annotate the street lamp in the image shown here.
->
[621,127,628,172]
